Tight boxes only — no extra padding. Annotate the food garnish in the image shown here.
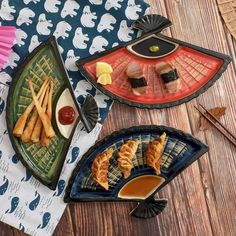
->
[96,62,113,77]
[97,73,112,85]
[96,62,113,85]
[149,45,160,53]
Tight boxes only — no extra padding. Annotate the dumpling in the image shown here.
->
[118,140,140,179]
[146,133,167,175]
[91,148,114,190]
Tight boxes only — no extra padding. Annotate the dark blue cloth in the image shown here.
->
[0,0,149,122]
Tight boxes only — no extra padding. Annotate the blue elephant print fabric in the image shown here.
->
[0,0,149,235]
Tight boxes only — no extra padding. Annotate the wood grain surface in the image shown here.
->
[1,0,236,235]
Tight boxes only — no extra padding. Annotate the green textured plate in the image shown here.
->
[6,37,99,190]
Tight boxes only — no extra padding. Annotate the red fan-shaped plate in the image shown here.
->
[77,34,231,109]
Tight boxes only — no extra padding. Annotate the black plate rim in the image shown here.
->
[6,36,91,190]
[77,33,231,109]
[126,34,179,59]
[64,125,209,202]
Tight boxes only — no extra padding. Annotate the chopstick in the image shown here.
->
[195,104,236,147]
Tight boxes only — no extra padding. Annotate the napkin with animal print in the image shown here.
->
[0,0,149,235]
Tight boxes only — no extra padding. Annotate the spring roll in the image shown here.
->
[41,80,53,147]
[13,77,50,137]
[28,80,55,138]
[21,81,49,143]
[31,87,49,143]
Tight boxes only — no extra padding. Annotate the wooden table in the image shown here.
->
[1,0,236,235]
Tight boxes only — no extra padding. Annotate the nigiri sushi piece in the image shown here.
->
[126,62,147,96]
[155,62,181,93]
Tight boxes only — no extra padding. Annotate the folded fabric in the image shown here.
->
[0,0,149,235]
[0,26,16,71]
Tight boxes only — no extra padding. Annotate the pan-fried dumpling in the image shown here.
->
[118,140,140,179]
[146,133,167,175]
[91,148,114,190]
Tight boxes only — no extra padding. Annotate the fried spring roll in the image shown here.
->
[28,80,55,138]
[41,80,53,147]
[13,77,50,137]
[21,82,49,143]
[31,87,49,143]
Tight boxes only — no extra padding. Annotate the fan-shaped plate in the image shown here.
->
[64,125,208,202]
[77,33,231,109]
[6,37,98,190]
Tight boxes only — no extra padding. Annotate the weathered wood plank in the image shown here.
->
[0,221,18,236]
[53,207,74,236]
[165,1,236,236]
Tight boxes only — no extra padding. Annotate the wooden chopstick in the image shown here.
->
[195,104,236,147]
[198,104,236,140]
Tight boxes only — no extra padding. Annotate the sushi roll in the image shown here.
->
[126,62,147,96]
[155,62,181,93]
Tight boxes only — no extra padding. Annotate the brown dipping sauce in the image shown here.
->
[118,175,165,200]
[59,106,75,125]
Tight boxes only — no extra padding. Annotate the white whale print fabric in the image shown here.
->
[0,0,149,235]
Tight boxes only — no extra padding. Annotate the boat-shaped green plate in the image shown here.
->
[6,37,99,190]
[64,125,208,218]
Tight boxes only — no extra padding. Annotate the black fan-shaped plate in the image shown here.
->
[64,125,208,203]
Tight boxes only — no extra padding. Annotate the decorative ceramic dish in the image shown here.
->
[64,125,208,218]
[6,36,99,190]
[77,15,231,109]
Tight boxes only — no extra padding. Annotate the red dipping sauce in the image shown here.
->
[59,106,75,125]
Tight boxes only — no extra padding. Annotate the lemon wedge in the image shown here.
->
[96,62,113,77]
[97,73,112,85]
